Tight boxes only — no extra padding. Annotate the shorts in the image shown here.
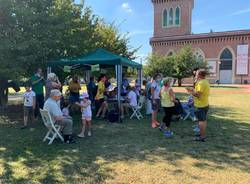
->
[151,99,161,111]
[82,116,92,121]
[24,106,34,118]
[195,106,209,121]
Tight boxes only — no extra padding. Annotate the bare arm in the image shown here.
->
[75,101,91,108]
[32,77,44,85]
[169,89,178,103]
[54,116,64,121]
[51,81,61,89]
[32,96,36,109]
[151,87,155,100]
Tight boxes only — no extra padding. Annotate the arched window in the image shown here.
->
[193,49,205,62]
[169,8,173,25]
[175,7,180,25]
[163,9,168,27]
[220,48,233,70]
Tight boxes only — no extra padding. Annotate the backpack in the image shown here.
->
[107,109,119,123]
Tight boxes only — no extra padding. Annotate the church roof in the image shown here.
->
[151,29,250,42]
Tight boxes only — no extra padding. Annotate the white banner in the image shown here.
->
[237,45,249,75]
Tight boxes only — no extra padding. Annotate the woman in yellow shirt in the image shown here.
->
[160,77,177,137]
[69,75,81,104]
[95,74,108,118]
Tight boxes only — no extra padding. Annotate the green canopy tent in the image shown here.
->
[47,48,142,122]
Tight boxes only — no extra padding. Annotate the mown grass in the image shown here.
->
[0,91,250,183]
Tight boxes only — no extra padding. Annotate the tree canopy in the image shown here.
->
[0,0,137,81]
[144,47,208,86]
[0,0,137,106]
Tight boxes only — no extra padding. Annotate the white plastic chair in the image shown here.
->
[40,109,64,145]
[130,96,145,120]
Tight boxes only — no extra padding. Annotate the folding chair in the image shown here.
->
[40,109,64,145]
[130,96,145,120]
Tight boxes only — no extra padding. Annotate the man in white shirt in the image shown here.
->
[151,73,162,128]
[43,89,74,144]
[121,86,137,119]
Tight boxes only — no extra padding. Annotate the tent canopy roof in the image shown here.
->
[48,48,142,69]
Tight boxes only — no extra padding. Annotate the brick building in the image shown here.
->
[150,0,250,84]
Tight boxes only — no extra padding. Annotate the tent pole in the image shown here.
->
[138,67,142,89]
[116,65,122,123]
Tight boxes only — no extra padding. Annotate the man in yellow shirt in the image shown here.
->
[189,70,210,142]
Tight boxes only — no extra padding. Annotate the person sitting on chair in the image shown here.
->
[43,89,74,144]
[121,86,137,119]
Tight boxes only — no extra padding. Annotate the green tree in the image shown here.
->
[144,47,207,86]
[144,54,176,77]
[0,0,137,106]
[173,47,207,86]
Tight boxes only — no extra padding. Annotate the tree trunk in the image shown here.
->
[0,79,8,107]
[178,78,182,87]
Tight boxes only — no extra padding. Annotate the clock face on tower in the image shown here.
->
[152,0,194,37]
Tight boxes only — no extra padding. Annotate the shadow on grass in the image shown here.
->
[0,104,249,183]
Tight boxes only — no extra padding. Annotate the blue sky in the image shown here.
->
[77,0,250,62]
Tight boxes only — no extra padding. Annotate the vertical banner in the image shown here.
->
[237,45,249,75]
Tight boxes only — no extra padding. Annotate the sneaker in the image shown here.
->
[194,137,206,142]
[164,130,174,137]
[64,135,76,144]
[158,123,165,132]
[77,133,85,138]
[20,125,28,129]
[87,131,92,137]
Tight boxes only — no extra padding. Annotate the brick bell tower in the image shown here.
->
[152,0,194,37]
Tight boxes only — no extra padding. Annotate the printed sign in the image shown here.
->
[237,45,249,75]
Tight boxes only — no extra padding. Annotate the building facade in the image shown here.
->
[150,0,250,84]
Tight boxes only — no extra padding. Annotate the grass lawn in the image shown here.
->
[0,90,250,183]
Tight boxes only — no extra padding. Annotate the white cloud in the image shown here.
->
[230,8,250,16]
[121,2,132,13]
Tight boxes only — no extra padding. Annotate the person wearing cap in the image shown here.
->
[187,70,210,142]
[43,89,74,144]
[75,92,92,138]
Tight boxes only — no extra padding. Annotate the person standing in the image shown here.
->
[21,82,36,129]
[188,70,210,142]
[87,77,97,107]
[160,78,177,137]
[45,73,62,100]
[68,75,81,104]
[30,68,44,119]
[95,74,108,119]
[151,73,162,128]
